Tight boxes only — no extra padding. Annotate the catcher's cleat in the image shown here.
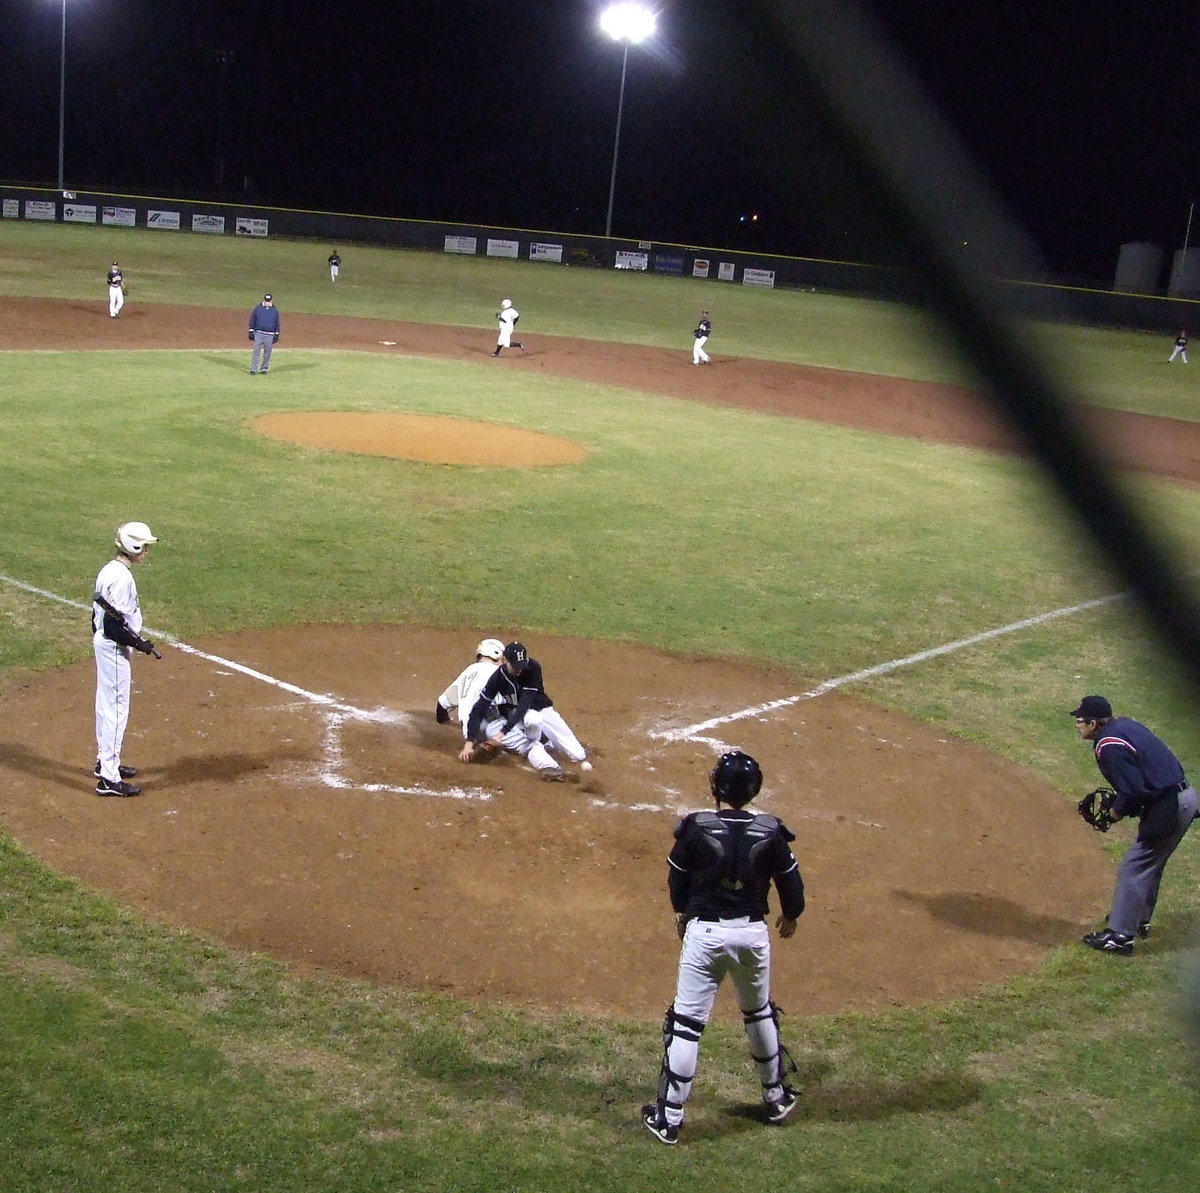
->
[641,1104,678,1146]
[765,1087,799,1125]
[1082,928,1133,956]
[95,777,142,798]
[95,761,137,779]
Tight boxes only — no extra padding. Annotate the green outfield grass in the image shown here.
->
[1,220,1198,1192]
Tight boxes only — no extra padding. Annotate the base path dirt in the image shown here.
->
[0,298,1129,1019]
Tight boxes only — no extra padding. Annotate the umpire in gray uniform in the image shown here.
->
[248,293,281,374]
[1071,694,1198,955]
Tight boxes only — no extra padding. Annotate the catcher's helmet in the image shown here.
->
[503,641,528,669]
[476,638,504,662]
[500,298,512,309]
[710,750,763,808]
[115,521,158,556]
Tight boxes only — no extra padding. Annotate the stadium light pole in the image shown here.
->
[56,0,67,191]
[600,3,656,239]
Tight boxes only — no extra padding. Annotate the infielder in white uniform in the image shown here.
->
[107,261,125,318]
[93,521,160,797]
[491,298,524,356]
[642,751,804,1145]
[328,251,341,283]
[436,638,505,747]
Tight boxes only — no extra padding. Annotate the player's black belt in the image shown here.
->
[694,914,765,923]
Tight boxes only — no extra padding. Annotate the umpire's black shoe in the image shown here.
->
[95,761,138,779]
[95,777,142,798]
[1082,928,1134,956]
[641,1104,679,1146]
[1137,922,1152,939]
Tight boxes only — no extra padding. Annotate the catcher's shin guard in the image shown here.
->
[743,1000,798,1096]
[656,1003,703,1115]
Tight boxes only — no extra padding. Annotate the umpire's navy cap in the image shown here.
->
[503,642,528,667]
[1070,695,1112,719]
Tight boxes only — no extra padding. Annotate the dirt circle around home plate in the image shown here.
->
[0,297,1123,1019]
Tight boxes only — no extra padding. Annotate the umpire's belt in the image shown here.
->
[1151,780,1189,799]
[695,915,764,923]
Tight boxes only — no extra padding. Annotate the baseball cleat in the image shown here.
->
[95,761,138,779]
[95,777,142,798]
[1137,922,1152,939]
[766,1088,799,1125]
[542,768,568,782]
[641,1104,679,1145]
[1082,928,1133,956]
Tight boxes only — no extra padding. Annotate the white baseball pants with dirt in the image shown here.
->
[661,917,788,1127]
[109,283,124,317]
[522,707,586,763]
[94,633,133,782]
[692,335,709,364]
[486,716,559,772]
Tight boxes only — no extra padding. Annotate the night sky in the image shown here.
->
[1,0,1197,281]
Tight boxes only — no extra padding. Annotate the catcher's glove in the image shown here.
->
[1078,786,1117,832]
[460,740,501,764]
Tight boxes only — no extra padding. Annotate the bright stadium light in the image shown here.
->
[600,3,657,239]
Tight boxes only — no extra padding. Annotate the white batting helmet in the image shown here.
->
[115,521,158,555]
[476,638,504,662]
[500,298,512,309]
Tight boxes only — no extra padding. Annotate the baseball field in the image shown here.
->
[1,217,1199,1190]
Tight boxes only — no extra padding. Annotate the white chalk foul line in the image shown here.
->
[648,589,1131,744]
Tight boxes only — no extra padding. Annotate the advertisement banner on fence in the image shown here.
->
[236,217,269,237]
[743,267,776,288]
[718,261,737,281]
[24,200,57,221]
[63,204,97,224]
[102,206,137,227]
[529,242,563,262]
[615,250,649,271]
[487,238,519,258]
[147,209,181,230]
[692,258,711,278]
[444,235,478,255]
[653,253,685,276]
[3,199,19,219]
[192,213,226,234]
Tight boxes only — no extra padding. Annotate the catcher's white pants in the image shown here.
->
[109,284,124,317]
[94,633,133,781]
[522,707,586,763]
[662,917,784,1126]
[483,716,559,772]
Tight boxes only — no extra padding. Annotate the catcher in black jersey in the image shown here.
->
[642,750,805,1144]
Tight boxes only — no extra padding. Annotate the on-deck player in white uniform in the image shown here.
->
[93,521,159,796]
[464,642,589,780]
[490,298,524,357]
[436,638,505,747]
[107,261,125,318]
[641,751,805,1145]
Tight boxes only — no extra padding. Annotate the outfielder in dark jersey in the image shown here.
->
[1071,694,1198,955]
[642,750,805,1145]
